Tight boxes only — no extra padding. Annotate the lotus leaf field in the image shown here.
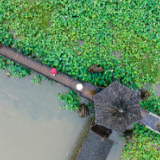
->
[0,0,160,159]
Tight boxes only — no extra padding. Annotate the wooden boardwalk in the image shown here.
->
[0,43,160,134]
[0,43,97,102]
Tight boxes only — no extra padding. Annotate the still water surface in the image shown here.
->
[0,71,94,160]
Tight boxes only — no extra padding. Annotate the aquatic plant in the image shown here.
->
[58,89,94,114]
[121,123,160,160]
[31,74,43,85]
[0,0,159,88]
[58,89,81,112]
[0,56,31,78]
[140,94,160,116]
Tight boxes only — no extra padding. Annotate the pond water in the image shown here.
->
[0,71,94,160]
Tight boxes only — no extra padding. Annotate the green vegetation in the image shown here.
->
[58,90,81,112]
[140,95,160,116]
[31,74,43,85]
[0,56,30,78]
[121,123,160,160]
[58,89,94,114]
[0,0,160,159]
[0,0,160,88]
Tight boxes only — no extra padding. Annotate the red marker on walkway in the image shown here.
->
[50,68,57,76]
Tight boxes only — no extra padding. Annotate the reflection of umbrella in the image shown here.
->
[93,80,143,134]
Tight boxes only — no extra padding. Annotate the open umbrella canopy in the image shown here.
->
[93,80,143,134]
[50,68,57,74]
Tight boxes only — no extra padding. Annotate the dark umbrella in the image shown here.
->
[93,80,143,134]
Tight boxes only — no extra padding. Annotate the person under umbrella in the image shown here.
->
[76,83,83,91]
[50,68,57,76]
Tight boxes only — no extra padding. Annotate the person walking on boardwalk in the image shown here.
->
[50,68,57,76]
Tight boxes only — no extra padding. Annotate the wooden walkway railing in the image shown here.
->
[0,43,160,134]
